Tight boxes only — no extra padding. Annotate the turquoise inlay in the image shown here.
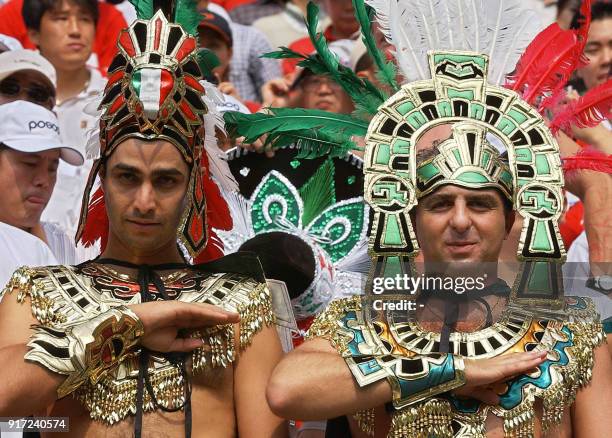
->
[437,100,453,117]
[500,170,513,187]
[527,261,553,291]
[417,163,440,182]
[397,355,456,400]
[470,102,485,120]
[396,101,416,115]
[407,111,427,130]
[290,160,300,169]
[448,89,474,100]
[482,151,491,167]
[457,171,489,184]
[451,326,575,412]
[508,108,528,125]
[358,359,383,376]
[565,296,587,311]
[515,148,532,162]
[531,221,553,252]
[434,53,486,69]
[383,215,402,246]
[535,155,551,174]
[347,176,356,185]
[392,139,411,154]
[342,311,366,356]
[384,256,403,278]
[497,117,517,136]
[604,317,612,334]
[452,149,463,165]
[498,326,573,410]
[376,144,391,165]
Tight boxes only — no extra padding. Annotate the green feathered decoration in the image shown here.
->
[196,48,220,77]
[303,2,385,116]
[128,0,155,20]
[173,0,201,37]
[299,158,336,226]
[224,109,365,160]
[352,0,399,92]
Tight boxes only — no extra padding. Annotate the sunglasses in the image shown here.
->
[0,78,55,105]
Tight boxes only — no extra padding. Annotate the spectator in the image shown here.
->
[198,10,241,100]
[0,0,127,74]
[283,0,359,74]
[22,0,107,238]
[211,0,254,11]
[557,0,582,28]
[230,0,284,26]
[203,1,282,102]
[253,0,329,50]
[262,39,356,114]
[573,1,612,92]
[0,100,84,264]
[0,48,56,110]
[0,221,58,291]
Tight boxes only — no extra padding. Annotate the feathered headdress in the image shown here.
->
[76,0,237,262]
[224,0,612,310]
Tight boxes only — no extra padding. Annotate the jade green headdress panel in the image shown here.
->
[364,51,565,265]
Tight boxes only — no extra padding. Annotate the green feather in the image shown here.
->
[128,0,155,20]
[299,158,336,226]
[262,47,309,61]
[196,48,220,77]
[305,2,385,115]
[224,110,363,160]
[173,0,200,36]
[224,108,369,142]
[352,0,399,92]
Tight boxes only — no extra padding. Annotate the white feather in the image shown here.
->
[200,80,238,193]
[214,189,254,254]
[335,239,371,274]
[487,3,541,84]
[367,0,542,85]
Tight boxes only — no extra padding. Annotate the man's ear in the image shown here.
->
[27,29,40,48]
[504,210,516,236]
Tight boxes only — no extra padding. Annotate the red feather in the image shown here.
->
[194,147,233,264]
[563,147,612,176]
[550,79,612,133]
[575,0,592,67]
[79,186,109,252]
[506,24,582,108]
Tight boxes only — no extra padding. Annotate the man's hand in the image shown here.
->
[129,301,240,353]
[453,350,548,405]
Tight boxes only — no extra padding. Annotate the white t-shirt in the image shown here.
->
[0,221,58,293]
[42,68,107,238]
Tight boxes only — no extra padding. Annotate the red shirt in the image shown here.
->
[0,0,127,75]
[211,0,256,12]
[282,25,342,75]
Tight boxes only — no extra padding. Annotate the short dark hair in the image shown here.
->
[569,0,612,28]
[23,0,99,31]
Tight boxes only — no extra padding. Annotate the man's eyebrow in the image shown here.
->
[151,168,185,177]
[423,193,455,204]
[111,163,142,174]
[465,193,499,204]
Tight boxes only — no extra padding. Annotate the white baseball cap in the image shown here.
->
[0,100,84,165]
[0,49,56,89]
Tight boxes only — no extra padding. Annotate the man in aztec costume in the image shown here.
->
[226,0,612,437]
[0,1,287,437]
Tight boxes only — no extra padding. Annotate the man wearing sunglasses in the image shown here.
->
[0,48,56,110]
